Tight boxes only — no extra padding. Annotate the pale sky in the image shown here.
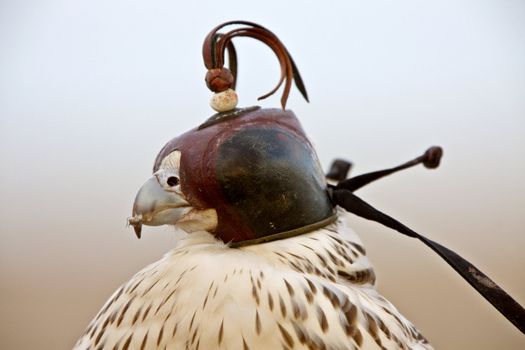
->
[1,1,524,349]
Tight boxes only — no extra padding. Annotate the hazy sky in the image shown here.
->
[1,1,524,349]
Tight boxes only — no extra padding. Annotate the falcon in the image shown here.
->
[74,21,524,350]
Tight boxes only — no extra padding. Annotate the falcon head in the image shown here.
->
[128,150,218,238]
[128,108,335,243]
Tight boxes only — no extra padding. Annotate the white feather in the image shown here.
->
[74,213,432,350]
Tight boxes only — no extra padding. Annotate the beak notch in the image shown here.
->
[128,215,143,239]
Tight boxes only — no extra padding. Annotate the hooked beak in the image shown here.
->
[128,176,191,238]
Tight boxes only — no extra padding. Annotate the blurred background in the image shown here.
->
[1,0,524,349]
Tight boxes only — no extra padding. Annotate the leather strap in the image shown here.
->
[328,147,525,335]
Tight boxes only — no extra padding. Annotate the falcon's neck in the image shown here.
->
[243,214,375,285]
[174,213,376,287]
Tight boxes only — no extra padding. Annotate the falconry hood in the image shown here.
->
[128,21,525,334]
[152,21,335,245]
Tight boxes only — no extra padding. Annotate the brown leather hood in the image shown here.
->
[153,107,335,243]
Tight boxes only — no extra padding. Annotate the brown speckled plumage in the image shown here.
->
[74,215,431,350]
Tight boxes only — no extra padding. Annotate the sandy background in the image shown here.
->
[1,0,524,349]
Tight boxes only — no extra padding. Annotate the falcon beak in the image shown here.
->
[128,176,191,238]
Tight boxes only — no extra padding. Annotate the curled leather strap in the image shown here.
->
[202,21,308,109]
[328,147,525,334]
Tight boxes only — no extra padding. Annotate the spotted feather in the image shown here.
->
[74,213,431,350]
